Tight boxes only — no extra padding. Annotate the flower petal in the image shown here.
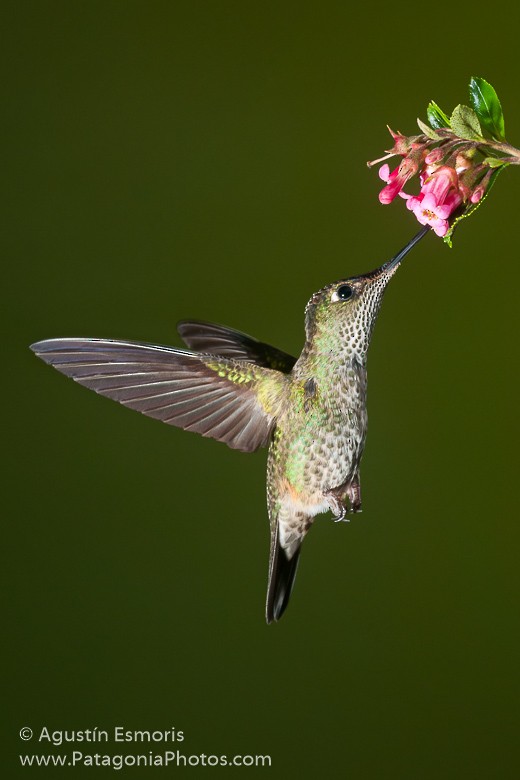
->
[432,220,449,237]
[406,195,421,211]
[420,193,439,212]
[435,205,451,219]
[378,164,391,182]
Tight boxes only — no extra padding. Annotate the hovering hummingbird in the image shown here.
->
[31,227,428,622]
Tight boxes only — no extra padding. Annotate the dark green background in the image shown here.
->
[4,2,520,777]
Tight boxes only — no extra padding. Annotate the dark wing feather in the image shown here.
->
[177,320,296,373]
[30,338,284,452]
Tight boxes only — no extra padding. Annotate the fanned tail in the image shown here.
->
[266,507,311,623]
[266,533,301,623]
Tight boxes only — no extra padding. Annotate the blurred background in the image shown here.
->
[4,2,520,777]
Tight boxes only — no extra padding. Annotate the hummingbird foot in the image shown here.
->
[324,489,350,523]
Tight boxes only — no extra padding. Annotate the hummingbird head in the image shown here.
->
[304,227,429,362]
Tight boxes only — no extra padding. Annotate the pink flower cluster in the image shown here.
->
[379,162,463,237]
[370,127,495,238]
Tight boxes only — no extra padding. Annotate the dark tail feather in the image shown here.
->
[266,536,301,623]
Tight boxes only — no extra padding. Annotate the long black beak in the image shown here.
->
[383,225,430,273]
[365,225,430,280]
[385,225,430,272]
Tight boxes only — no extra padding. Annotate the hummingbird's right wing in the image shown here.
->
[30,338,287,453]
[177,320,297,373]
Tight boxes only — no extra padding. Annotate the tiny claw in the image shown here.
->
[333,508,350,523]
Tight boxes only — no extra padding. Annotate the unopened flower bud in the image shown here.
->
[425,148,445,165]
[469,170,493,203]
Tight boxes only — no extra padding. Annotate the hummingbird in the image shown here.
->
[31,226,428,623]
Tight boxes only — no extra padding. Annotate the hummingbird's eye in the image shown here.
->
[336,284,353,301]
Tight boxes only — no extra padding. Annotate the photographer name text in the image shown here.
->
[37,726,184,747]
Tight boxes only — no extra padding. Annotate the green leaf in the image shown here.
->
[449,104,483,141]
[427,101,451,129]
[416,117,441,140]
[469,76,505,141]
[483,156,506,168]
[443,164,508,247]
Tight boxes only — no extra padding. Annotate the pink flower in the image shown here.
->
[422,166,459,199]
[404,166,463,236]
[406,193,450,236]
[378,158,417,204]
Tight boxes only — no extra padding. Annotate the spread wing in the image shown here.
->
[177,320,296,373]
[30,338,287,453]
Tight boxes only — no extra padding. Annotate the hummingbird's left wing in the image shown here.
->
[177,320,296,373]
[30,338,287,453]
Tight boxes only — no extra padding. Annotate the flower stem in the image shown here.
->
[479,139,520,163]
